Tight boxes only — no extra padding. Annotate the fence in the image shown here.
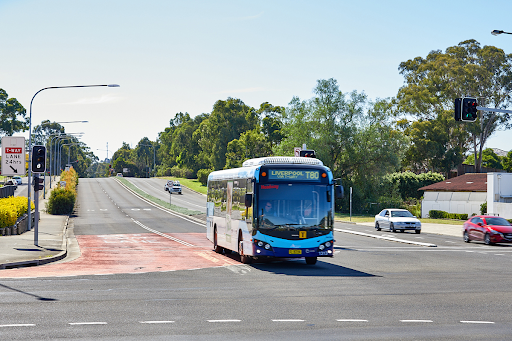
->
[0,185,15,199]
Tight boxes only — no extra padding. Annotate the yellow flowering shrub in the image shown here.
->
[0,196,35,228]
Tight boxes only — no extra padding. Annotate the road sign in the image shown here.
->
[1,136,26,176]
[294,147,301,157]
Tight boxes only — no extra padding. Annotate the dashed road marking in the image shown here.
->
[337,319,368,322]
[68,322,107,325]
[207,320,241,323]
[400,320,433,323]
[460,320,495,324]
[139,321,175,324]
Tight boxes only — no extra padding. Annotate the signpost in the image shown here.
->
[1,136,26,176]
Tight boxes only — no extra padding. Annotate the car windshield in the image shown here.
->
[485,217,511,226]
[257,183,332,230]
[391,211,414,218]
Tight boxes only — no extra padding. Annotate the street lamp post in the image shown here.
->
[27,84,119,245]
[491,30,512,36]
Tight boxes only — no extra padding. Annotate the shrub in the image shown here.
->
[46,188,76,215]
[46,167,78,215]
[170,166,194,179]
[197,168,213,186]
[429,210,467,220]
[0,196,34,228]
[480,201,487,215]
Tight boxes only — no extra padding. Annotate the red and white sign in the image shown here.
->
[1,136,26,176]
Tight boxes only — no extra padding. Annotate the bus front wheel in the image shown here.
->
[305,257,317,265]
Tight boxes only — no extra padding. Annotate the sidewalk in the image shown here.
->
[0,178,69,270]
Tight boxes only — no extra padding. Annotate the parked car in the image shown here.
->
[164,180,182,194]
[4,179,18,189]
[12,176,22,185]
[463,215,512,245]
[375,208,421,234]
[116,173,123,177]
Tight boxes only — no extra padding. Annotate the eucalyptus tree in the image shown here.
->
[0,88,28,137]
[397,39,512,173]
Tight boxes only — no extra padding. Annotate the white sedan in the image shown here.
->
[374,208,421,234]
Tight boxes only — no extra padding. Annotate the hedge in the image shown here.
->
[429,210,468,220]
[0,196,34,228]
[46,168,78,215]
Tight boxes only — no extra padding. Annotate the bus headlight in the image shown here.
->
[257,241,264,247]
[325,241,332,248]
[264,244,271,250]
[319,244,325,251]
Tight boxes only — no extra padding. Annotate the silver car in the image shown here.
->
[374,208,421,234]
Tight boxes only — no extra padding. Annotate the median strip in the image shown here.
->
[334,228,437,247]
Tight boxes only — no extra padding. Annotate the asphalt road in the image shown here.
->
[1,177,511,340]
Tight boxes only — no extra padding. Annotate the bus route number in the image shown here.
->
[268,170,320,181]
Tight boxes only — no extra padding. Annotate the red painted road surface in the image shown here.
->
[0,233,239,278]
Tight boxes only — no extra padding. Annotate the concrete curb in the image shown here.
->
[0,215,70,270]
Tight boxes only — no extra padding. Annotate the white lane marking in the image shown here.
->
[131,208,140,211]
[132,219,195,247]
[445,241,457,243]
[207,320,241,323]
[68,322,108,325]
[460,320,495,324]
[0,324,36,327]
[337,319,368,322]
[335,228,437,247]
[272,319,305,322]
[495,254,505,256]
[139,321,175,324]
[116,179,204,227]
[100,209,108,211]
[400,320,433,323]
[143,208,151,211]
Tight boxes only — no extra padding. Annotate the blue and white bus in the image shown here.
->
[206,156,343,265]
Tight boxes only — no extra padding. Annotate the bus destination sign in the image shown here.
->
[268,169,320,181]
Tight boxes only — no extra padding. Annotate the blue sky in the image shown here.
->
[1,0,512,162]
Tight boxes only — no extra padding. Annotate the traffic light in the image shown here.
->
[461,97,478,122]
[33,174,44,192]
[454,98,461,121]
[299,150,316,158]
[31,145,46,173]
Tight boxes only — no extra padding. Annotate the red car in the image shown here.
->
[463,215,512,245]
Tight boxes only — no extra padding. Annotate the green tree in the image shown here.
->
[463,148,503,169]
[0,89,28,137]
[196,98,258,170]
[225,129,270,168]
[397,40,512,173]
[502,150,512,172]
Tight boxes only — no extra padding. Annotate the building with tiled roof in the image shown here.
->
[418,173,487,218]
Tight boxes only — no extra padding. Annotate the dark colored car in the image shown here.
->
[463,215,512,245]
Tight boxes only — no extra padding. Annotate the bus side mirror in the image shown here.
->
[245,193,253,207]
[335,185,344,199]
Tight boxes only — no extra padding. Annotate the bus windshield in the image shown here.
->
[257,183,332,230]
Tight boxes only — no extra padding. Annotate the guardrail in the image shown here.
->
[0,185,16,198]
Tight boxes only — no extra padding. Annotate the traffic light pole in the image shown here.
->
[476,106,512,114]
[33,174,40,246]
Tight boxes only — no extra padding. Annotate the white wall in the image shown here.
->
[487,173,512,219]
[421,191,486,218]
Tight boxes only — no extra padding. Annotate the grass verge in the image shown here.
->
[116,177,202,216]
